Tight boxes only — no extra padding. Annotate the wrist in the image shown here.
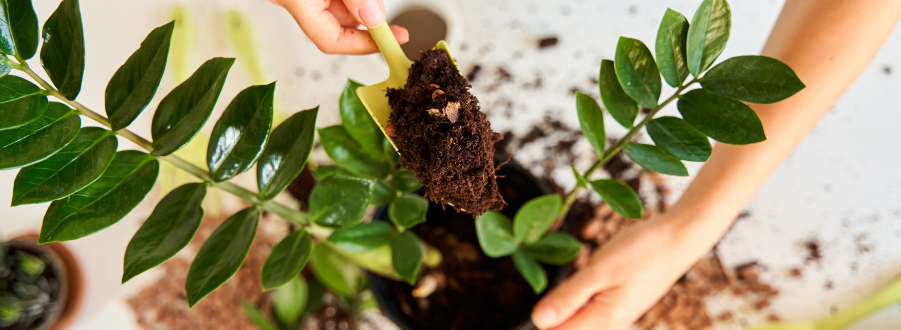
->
[653,206,735,257]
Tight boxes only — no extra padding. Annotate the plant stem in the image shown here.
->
[12,58,310,227]
[557,79,699,220]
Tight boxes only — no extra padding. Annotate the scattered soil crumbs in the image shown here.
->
[563,173,781,330]
[804,240,822,264]
[387,49,504,216]
[538,37,559,49]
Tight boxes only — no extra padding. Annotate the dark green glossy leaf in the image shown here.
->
[614,37,661,109]
[0,75,48,130]
[122,182,206,283]
[39,150,158,243]
[622,143,688,176]
[241,301,277,330]
[207,83,274,182]
[700,55,805,104]
[677,89,765,144]
[151,57,234,156]
[257,107,317,200]
[273,275,307,323]
[105,22,174,130]
[0,102,79,170]
[312,165,352,180]
[328,221,394,252]
[12,127,117,206]
[599,59,638,129]
[262,230,312,290]
[589,179,642,219]
[392,168,422,193]
[687,0,731,76]
[186,207,259,307]
[656,8,690,87]
[572,166,587,188]
[319,125,390,179]
[310,243,365,297]
[39,0,84,99]
[340,79,385,160]
[308,175,374,229]
[388,194,428,230]
[475,211,518,258]
[513,251,547,294]
[383,136,400,165]
[513,194,562,244]
[646,116,711,162]
[0,62,8,77]
[391,231,423,285]
[0,0,39,59]
[371,179,392,206]
[575,91,605,155]
[522,232,582,265]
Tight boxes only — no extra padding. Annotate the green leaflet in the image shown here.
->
[261,230,312,291]
[0,0,39,59]
[39,150,159,243]
[388,194,428,230]
[599,59,638,129]
[686,0,731,76]
[328,221,394,252]
[575,92,605,156]
[371,178,392,206]
[207,83,274,182]
[186,207,259,307]
[150,57,234,156]
[318,125,390,179]
[340,80,385,160]
[309,175,375,229]
[0,102,79,170]
[589,179,642,219]
[0,75,48,130]
[513,251,547,294]
[39,0,84,99]
[392,168,422,193]
[677,89,765,144]
[656,8,690,87]
[273,275,308,323]
[310,243,366,297]
[571,166,588,188]
[513,194,562,244]
[256,107,317,201]
[700,55,805,104]
[241,301,277,330]
[646,116,711,162]
[122,182,206,283]
[522,232,582,265]
[614,37,661,109]
[105,22,175,130]
[12,127,117,206]
[311,165,353,181]
[475,211,518,258]
[391,231,423,284]
[622,143,689,176]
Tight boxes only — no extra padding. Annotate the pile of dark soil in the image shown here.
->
[387,49,504,216]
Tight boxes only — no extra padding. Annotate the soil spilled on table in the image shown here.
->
[387,49,504,217]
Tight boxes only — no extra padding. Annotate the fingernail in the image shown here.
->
[357,0,383,28]
[532,306,557,329]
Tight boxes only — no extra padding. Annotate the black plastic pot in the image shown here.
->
[2,238,70,330]
[368,154,557,330]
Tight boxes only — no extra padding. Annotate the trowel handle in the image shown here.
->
[817,275,901,330]
[368,22,412,88]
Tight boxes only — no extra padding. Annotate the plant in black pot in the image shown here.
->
[0,238,66,330]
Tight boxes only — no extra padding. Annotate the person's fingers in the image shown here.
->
[389,24,410,44]
[341,0,385,28]
[531,265,612,329]
[328,0,358,27]
[549,292,627,330]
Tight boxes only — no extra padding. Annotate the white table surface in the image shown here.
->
[1,0,899,329]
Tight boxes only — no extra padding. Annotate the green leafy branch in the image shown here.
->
[475,0,805,293]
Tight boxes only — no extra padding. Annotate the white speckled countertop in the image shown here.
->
[1,0,899,329]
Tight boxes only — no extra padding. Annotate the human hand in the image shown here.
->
[267,0,409,54]
[531,215,709,330]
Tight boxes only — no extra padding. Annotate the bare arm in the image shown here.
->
[533,1,901,329]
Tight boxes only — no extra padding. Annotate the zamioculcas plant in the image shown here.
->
[474,0,805,293]
[0,0,439,308]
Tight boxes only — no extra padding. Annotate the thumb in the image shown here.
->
[531,266,608,329]
[343,0,385,28]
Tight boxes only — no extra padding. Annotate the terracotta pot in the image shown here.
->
[5,235,84,330]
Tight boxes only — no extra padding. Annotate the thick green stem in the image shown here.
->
[557,79,699,220]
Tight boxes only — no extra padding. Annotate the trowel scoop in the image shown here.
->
[356,22,458,150]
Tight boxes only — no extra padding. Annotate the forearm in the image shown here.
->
[667,0,901,251]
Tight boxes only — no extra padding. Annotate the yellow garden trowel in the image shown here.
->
[746,275,901,330]
[356,22,458,150]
